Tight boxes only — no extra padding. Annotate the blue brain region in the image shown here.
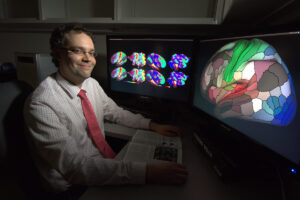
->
[167,72,188,88]
[146,70,166,87]
[111,67,127,81]
[147,53,167,70]
[128,52,146,67]
[168,54,190,71]
[111,51,127,66]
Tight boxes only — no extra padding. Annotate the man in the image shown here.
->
[24,24,188,197]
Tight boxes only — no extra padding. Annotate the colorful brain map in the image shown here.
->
[168,72,188,88]
[168,54,190,71]
[128,68,146,83]
[147,53,167,70]
[111,67,127,81]
[146,70,166,86]
[110,51,127,66]
[201,38,297,126]
[128,52,146,67]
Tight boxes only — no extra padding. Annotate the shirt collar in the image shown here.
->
[56,72,89,99]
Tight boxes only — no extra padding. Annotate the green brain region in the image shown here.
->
[200,38,297,126]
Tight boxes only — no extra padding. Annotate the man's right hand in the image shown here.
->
[146,163,188,184]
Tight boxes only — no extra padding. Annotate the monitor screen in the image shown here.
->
[107,36,194,102]
[192,31,300,166]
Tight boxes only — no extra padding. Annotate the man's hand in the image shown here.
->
[146,163,188,185]
[149,121,182,137]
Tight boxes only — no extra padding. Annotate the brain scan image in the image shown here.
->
[200,38,297,126]
[111,67,127,81]
[128,68,146,83]
[146,70,166,87]
[111,51,127,66]
[147,53,167,70]
[168,54,190,71]
[167,71,188,88]
[128,52,147,67]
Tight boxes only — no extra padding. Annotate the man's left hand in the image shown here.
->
[149,121,182,137]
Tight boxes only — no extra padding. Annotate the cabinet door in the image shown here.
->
[39,0,67,20]
[115,0,229,24]
[66,0,113,19]
[1,0,39,19]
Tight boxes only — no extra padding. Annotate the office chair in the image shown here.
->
[0,74,49,199]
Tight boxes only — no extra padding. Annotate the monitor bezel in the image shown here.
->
[190,30,300,173]
[106,34,196,105]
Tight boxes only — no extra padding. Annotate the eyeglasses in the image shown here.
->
[61,47,98,57]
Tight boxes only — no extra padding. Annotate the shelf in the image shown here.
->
[0,0,229,25]
[115,0,226,24]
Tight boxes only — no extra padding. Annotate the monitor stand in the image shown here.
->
[114,94,175,123]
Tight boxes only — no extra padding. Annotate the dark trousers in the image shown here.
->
[54,185,87,200]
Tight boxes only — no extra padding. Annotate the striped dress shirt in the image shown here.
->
[24,72,150,193]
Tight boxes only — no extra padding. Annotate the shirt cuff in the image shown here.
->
[139,118,151,130]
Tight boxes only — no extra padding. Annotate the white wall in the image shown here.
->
[0,31,108,87]
[0,32,50,62]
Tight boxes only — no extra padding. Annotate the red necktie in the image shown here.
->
[78,90,116,158]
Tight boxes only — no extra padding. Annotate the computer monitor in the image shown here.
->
[192,31,300,173]
[107,36,194,104]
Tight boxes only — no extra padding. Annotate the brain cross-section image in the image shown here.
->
[147,53,167,70]
[168,72,188,88]
[110,51,127,66]
[111,67,127,81]
[146,70,166,87]
[128,68,146,83]
[128,52,147,67]
[201,38,297,126]
[168,54,190,71]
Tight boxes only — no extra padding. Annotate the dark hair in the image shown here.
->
[49,23,95,67]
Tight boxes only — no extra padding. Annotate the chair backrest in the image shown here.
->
[0,79,48,199]
[0,80,32,163]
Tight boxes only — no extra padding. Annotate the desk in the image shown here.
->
[80,123,284,200]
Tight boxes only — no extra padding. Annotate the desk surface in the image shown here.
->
[80,124,287,200]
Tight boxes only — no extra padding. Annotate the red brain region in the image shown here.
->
[200,38,297,126]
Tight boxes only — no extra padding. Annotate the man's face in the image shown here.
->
[57,31,96,87]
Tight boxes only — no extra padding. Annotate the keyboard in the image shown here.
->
[153,146,178,162]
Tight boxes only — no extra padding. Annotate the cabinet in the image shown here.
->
[0,0,231,25]
[0,0,39,20]
[115,0,229,24]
